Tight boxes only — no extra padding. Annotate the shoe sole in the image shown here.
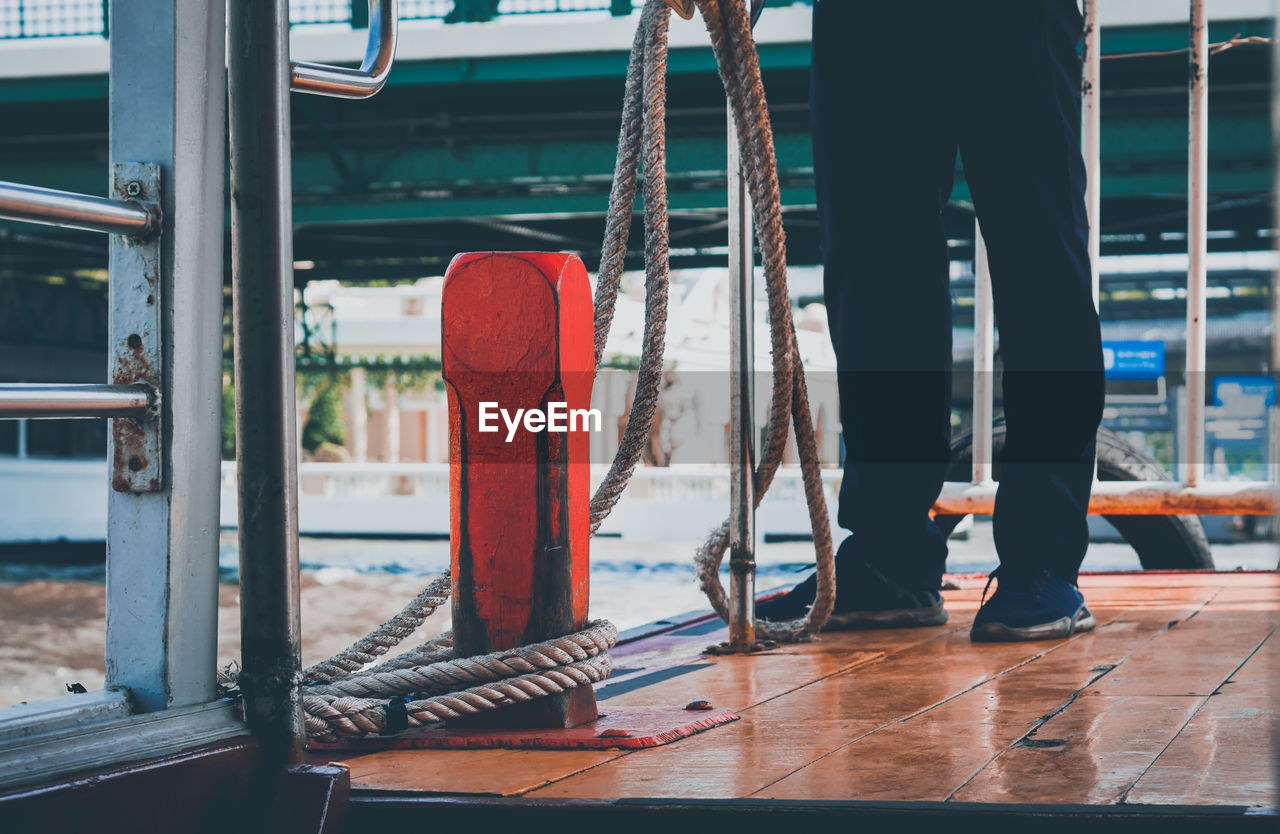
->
[824,601,950,631]
[969,606,1097,643]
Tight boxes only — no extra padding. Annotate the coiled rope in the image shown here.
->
[228,0,836,743]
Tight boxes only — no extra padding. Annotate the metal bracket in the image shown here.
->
[109,162,163,493]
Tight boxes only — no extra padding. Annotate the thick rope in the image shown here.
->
[590,0,835,640]
[304,654,614,744]
[689,0,836,641]
[305,621,617,699]
[298,614,618,743]
[301,570,452,682]
[588,0,671,531]
[587,0,835,640]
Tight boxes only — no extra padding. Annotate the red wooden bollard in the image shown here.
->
[441,252,597,729]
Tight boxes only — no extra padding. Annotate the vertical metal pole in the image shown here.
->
[1082,0,1102,482]
[972,222,994,486]
[1272,0,1280,492]
[727,101,756,648]
[105,0,226,711]
[228,0,305,764]
[1185,0,1208,487]
[1082,0,1102,311]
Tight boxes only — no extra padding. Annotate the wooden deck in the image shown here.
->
[325,572,1278,814]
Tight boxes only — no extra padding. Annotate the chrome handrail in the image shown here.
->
[290,0,397,99]
[0,383,154,419]
[0,181,157,238]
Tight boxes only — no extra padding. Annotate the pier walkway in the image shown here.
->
[326,571,1277,809]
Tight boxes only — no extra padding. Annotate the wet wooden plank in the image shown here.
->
[951,694,1205,805]
[1126,630,1278,808]
[528,623,1098,799]
[1090,584,1279,696]
[951,584,1277,805]
[331,574,1273,803]
[757,596,1222,802]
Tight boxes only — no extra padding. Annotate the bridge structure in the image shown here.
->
[0,1,1272,278]
[0,0,1273,407]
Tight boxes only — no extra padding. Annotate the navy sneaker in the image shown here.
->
[756,559,948,630]
[970,567,1096,642]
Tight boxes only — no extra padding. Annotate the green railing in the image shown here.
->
[0,1,810,40]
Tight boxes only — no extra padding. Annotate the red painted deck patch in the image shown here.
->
[308,706,740,752]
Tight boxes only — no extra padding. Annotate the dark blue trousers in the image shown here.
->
[811,0,1105,587]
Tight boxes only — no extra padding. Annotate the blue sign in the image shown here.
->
[1102,341,1165,381]
[1213,375,1277,408]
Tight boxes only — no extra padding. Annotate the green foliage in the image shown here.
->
[301,378,347,454]
[221,383,236,460]
[601,354,642,371]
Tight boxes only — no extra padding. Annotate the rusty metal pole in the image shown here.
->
[726,101,756,649]
[227,0,305,767]
[725,0,767,650]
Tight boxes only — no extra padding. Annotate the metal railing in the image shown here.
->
[0,181,157,238]
[291,0,398,98]
[0,168,162,433]
[0,383,152,419]
[937,0,1276,518]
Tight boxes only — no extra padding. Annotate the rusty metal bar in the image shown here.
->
[0,383,152,419]
[726,96,756,650]
[290,0,397,98]
[936,479,1277,516]
[0,180,157,238]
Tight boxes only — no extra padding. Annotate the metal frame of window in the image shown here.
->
[0,0,241,791]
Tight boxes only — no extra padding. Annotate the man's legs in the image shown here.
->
[957,1,1105,637]
[806,1,955,611]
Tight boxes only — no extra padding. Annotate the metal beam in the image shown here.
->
[104,0,227,713]
[936,479,1278,516]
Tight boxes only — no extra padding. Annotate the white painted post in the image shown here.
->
[1082,0,1102,482]
[385,375,401,463]
[1082,0,1102,310]
[1184,0,1208,487]
[350,366,368,462]
[972,222,995,486]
